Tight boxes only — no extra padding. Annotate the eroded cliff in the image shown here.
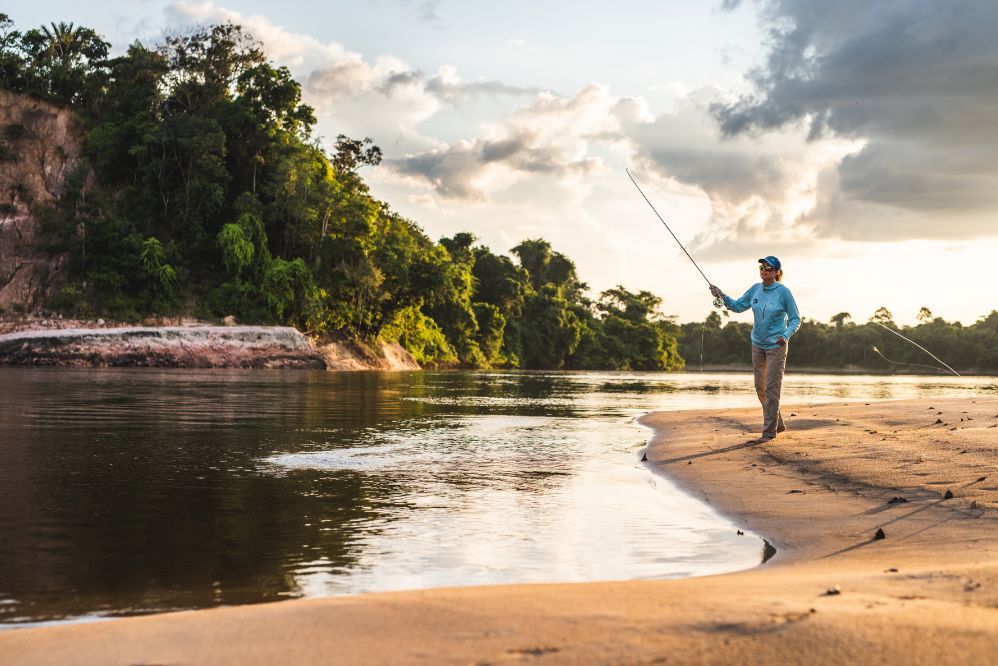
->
[0,90,84,311]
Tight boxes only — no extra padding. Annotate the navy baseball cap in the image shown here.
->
[758,255,781,271]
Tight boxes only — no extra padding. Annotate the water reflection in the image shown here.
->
[0,368,992,626]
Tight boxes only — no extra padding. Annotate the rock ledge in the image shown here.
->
[0,326,327,369]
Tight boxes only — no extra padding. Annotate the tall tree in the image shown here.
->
[19,21,109,107]
[0,13,25,90]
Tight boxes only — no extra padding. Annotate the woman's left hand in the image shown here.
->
[777,337,787,347]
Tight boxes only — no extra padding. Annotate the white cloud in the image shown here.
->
[162,1,537,152]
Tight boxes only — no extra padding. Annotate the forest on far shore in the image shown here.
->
[2,15,996,373]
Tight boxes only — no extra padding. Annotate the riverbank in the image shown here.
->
[1,397,996,664]
[0,318,418,370]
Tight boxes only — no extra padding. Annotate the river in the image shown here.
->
[0,368,992,627]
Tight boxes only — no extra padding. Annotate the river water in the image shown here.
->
[0,368,992,627]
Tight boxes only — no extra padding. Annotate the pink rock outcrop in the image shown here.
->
[0,326,327,369]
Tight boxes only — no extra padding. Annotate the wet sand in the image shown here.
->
[2,397,997,664]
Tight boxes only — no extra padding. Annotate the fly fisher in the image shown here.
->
[710,256,801,442]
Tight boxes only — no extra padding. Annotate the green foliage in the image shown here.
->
[262,257,316,327]
[217,223,254,276]
[0,14,25,91]
[472,302,506,366]
[511,238,585,300]
[139,236,178,294]
[332,134,382,173]
[202,279,270,323]
[424,233,487,366]
[510,286,584,369]
[10,20,110,109]
[380,306,457,366]
[567,286,684,371]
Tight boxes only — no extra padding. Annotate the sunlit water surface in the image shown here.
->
[0,368,992,627]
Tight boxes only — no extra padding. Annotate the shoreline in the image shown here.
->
[2,397,996,664]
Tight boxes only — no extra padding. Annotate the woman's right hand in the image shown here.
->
[709,285,721,298]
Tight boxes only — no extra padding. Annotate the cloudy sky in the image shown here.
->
[9,0,998,325]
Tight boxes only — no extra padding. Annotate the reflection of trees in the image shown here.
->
[0,369,395,623]
[1,369,587,623]
[598,381,678,394]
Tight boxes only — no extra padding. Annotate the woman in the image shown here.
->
[709,256,801,442]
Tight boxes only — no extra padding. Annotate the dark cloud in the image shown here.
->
[712,0,998,238]
[379,70,424,93]
[425,74,542,103]
[615,89,807,225]
[388,147,484,200]
[306,61,373,99]
[637,138,791,204]
[374,68,540,103]
[388,132,601,200]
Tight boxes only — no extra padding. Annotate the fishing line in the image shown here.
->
[871,322,961,377]
[723,238,756,260]
[627,170,721,447]
[871,347,952,375]
[626,169,722,309]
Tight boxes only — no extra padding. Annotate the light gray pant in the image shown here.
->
[752,344,787,437]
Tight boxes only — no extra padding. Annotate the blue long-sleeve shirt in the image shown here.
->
[722,282,801,350]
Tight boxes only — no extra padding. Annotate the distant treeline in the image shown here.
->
[1,16,995,373]
[679,308,998,374]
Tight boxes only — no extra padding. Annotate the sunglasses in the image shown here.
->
[759,264,775,271]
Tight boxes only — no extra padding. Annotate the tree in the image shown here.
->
[869,307,894,326]
[423,232,485,366]
[162,23,264,113]
[19,21,110,107]
[511,238,585,299]
[597,287,663,324]
[331,135,383,173]
[513,286,583,369]
[830,312,852,329]
[471,247,527,318]
[579,286,682,370]
[139,236,179,295]
[916,307,933,324]
[0,13,25,90]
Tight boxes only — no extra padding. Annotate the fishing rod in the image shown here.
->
[871,322,961,377]
[626,169,723,308]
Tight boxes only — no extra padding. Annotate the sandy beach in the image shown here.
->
[2,396,996,664]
